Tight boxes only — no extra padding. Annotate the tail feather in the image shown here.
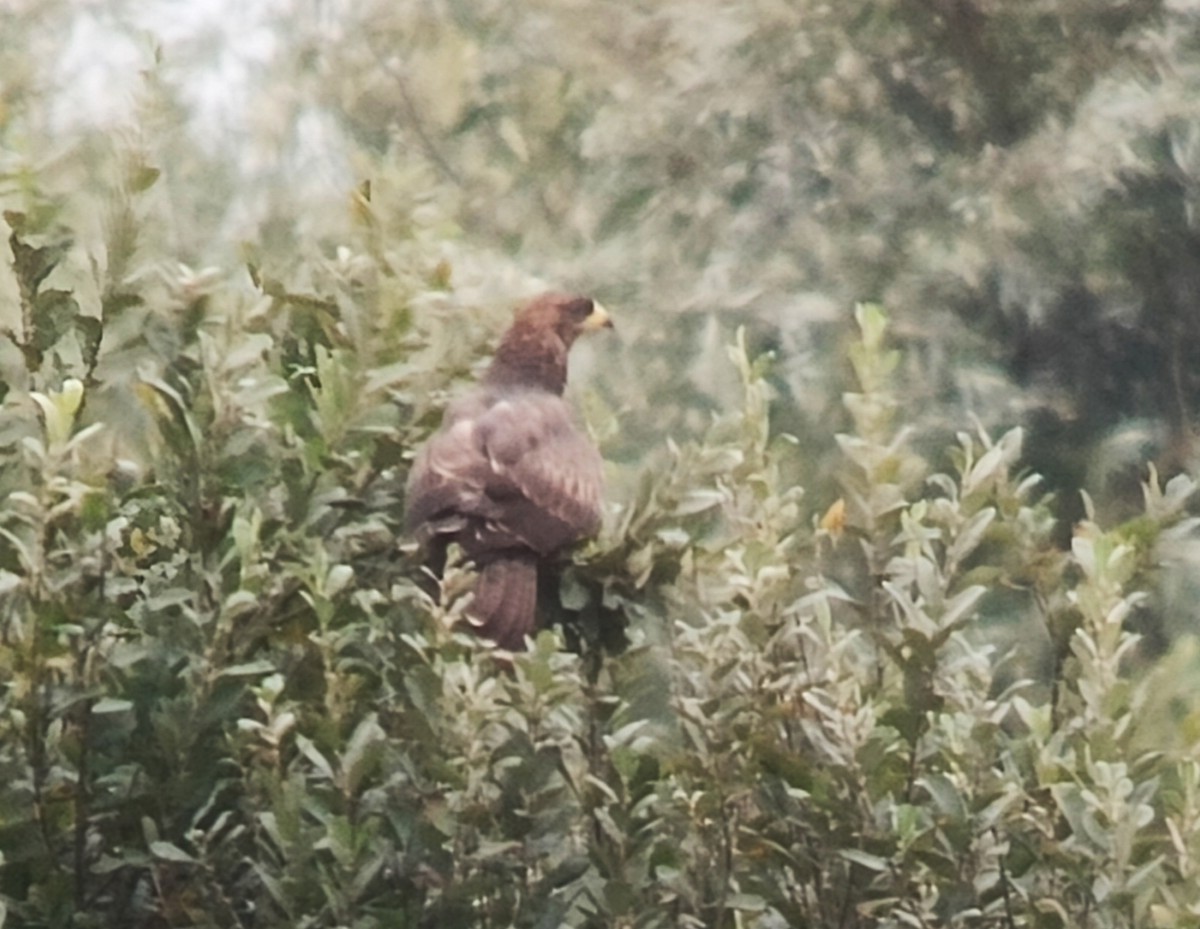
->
[470,554,539,649]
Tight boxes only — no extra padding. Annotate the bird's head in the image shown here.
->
[516,292,613,348]
[486,292,613,394]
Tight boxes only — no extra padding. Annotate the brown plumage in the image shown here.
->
[405,292,613,649]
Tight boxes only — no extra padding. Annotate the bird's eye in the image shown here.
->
[564,297,594,320]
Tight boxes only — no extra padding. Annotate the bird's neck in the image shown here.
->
[484,331,569,394]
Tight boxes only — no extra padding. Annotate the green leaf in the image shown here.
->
[296,736,335,781]
[149,841,195,863]
[74,314,103,370]
[92,698,134,715]
[839,849,889,872]
[218,660,277,678]
[30,290,80,355]
[130,163,162,193]
[340,714,385,795]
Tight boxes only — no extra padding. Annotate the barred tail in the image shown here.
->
[469,553,539,650]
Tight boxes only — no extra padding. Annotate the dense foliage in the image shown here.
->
[4,226,1200,924]
[6,1,1200,927]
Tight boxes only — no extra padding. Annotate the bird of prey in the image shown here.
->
[405,292,613,649]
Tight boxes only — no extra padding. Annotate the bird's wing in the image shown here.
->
[404,392,491,535]
[474,390,605,552]
[405,388,604,556]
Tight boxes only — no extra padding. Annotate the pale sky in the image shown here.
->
[55,0,280,142]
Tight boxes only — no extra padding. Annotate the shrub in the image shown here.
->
[3,199,1200,929]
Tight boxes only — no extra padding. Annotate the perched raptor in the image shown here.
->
[405,293,612,649]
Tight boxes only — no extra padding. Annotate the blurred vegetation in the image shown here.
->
[6,0,1200,926]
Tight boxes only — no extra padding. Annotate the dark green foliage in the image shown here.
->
[3,220,1200,925]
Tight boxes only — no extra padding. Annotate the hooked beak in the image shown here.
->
[582,301,614,331]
